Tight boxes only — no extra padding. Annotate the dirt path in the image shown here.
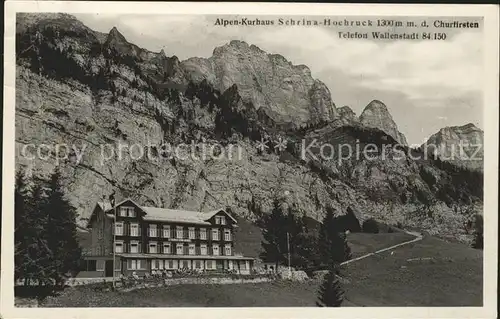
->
[340,230,423,266]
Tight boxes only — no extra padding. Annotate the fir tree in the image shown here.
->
[316,266,345,307]
[318,207,352,267]
[24,183,52,286]
[43,169,82,286]
[15,170,52,286]
[472,214,483,250]
[15,170,30,282]
[260,200,289,270]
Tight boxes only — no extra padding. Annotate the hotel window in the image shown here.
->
[212,245,220,256]
[176,243,183,255]
[182,260,190,269]
[128,207,136,217]
[215,216,221,224]
[127,259,144,270]
[149,242,157,254]
[149,224,157,237]
[212,228,219,241]
[188,243,195,255]
[220,216,226,225]
[188,227,195,239]
[206,260,214,269]
[167,260,174,269]
[200,243,207,255]
[96,260,105,271]
[115,241,124,253]
[130,223,139,236]
[152,259,163,270]
[120,206,135,217]
[163,242,171,254]
[195,260,202,269]
[176,226,184,239]
[199,228,207,240]
[130,241,139,253]
[119,207,128,217]
[224,229,231,241]
[224,244,232,256]
[162,226,170,238]
[240,261,247,270]
[114,222,123,236]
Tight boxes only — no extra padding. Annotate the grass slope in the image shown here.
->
[347,232,415,258]
[341,236,483,306]
[40,281,322,307]
[24,222,482,307]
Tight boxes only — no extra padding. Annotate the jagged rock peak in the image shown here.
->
[359,100,408,145]
[338,105,357,120]
[440,123,482,133]
[107,26,127,43]
[179,40,338,127]
[422,122,484,171]
[159,48,166,57]
[362,100,389,113]
[212,40,265,56]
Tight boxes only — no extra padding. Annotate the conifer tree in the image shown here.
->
[260,200,289,270]
[472,214,483,250]
[24,183,52,286]
[318,207,352,267]
[43,169,82,286]
[15,170,51,286]
[316,265,344,307]
[15,170,30,282]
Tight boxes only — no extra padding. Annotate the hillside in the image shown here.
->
[15,13,483,244]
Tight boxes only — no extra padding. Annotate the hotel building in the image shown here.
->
[79,198,255,277]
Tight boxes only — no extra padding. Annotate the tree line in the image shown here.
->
[15,167,82,293]
[259,202,358,272]
[258,201,361,307]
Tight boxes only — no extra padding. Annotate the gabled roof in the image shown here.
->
[141,207,213,225]
[97,200,112,212]
[140,207,237,224]
[89,197,237,226]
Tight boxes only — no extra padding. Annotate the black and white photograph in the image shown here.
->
[1,2,498,318]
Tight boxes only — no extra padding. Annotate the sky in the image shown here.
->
[74,14,484,146]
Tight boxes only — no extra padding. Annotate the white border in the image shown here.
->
[2,2,499,319]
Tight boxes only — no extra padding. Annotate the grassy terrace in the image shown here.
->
[19,233,481,307]
[347,232,415,258]
[341,236,483,306]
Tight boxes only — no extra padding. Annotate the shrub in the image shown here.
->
[362,218,379,233]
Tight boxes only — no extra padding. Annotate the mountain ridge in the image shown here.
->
[14,13,483,245]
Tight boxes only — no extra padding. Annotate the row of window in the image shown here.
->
[115,241,232,256]
[114,223,232,241]
[149,259,216,270]
[128,259,248,271]
[83,259,248,271]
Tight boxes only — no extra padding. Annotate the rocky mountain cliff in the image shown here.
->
[15,13,483,244]
[422,123,484,172]
[177,40,339,128]
[359,100,408,145]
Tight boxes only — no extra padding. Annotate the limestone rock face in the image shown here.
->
[359,100,408,145]
[14,13,483,245]
[177,40,338,127]
[338,106,357,121]
[422,123,484,171]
